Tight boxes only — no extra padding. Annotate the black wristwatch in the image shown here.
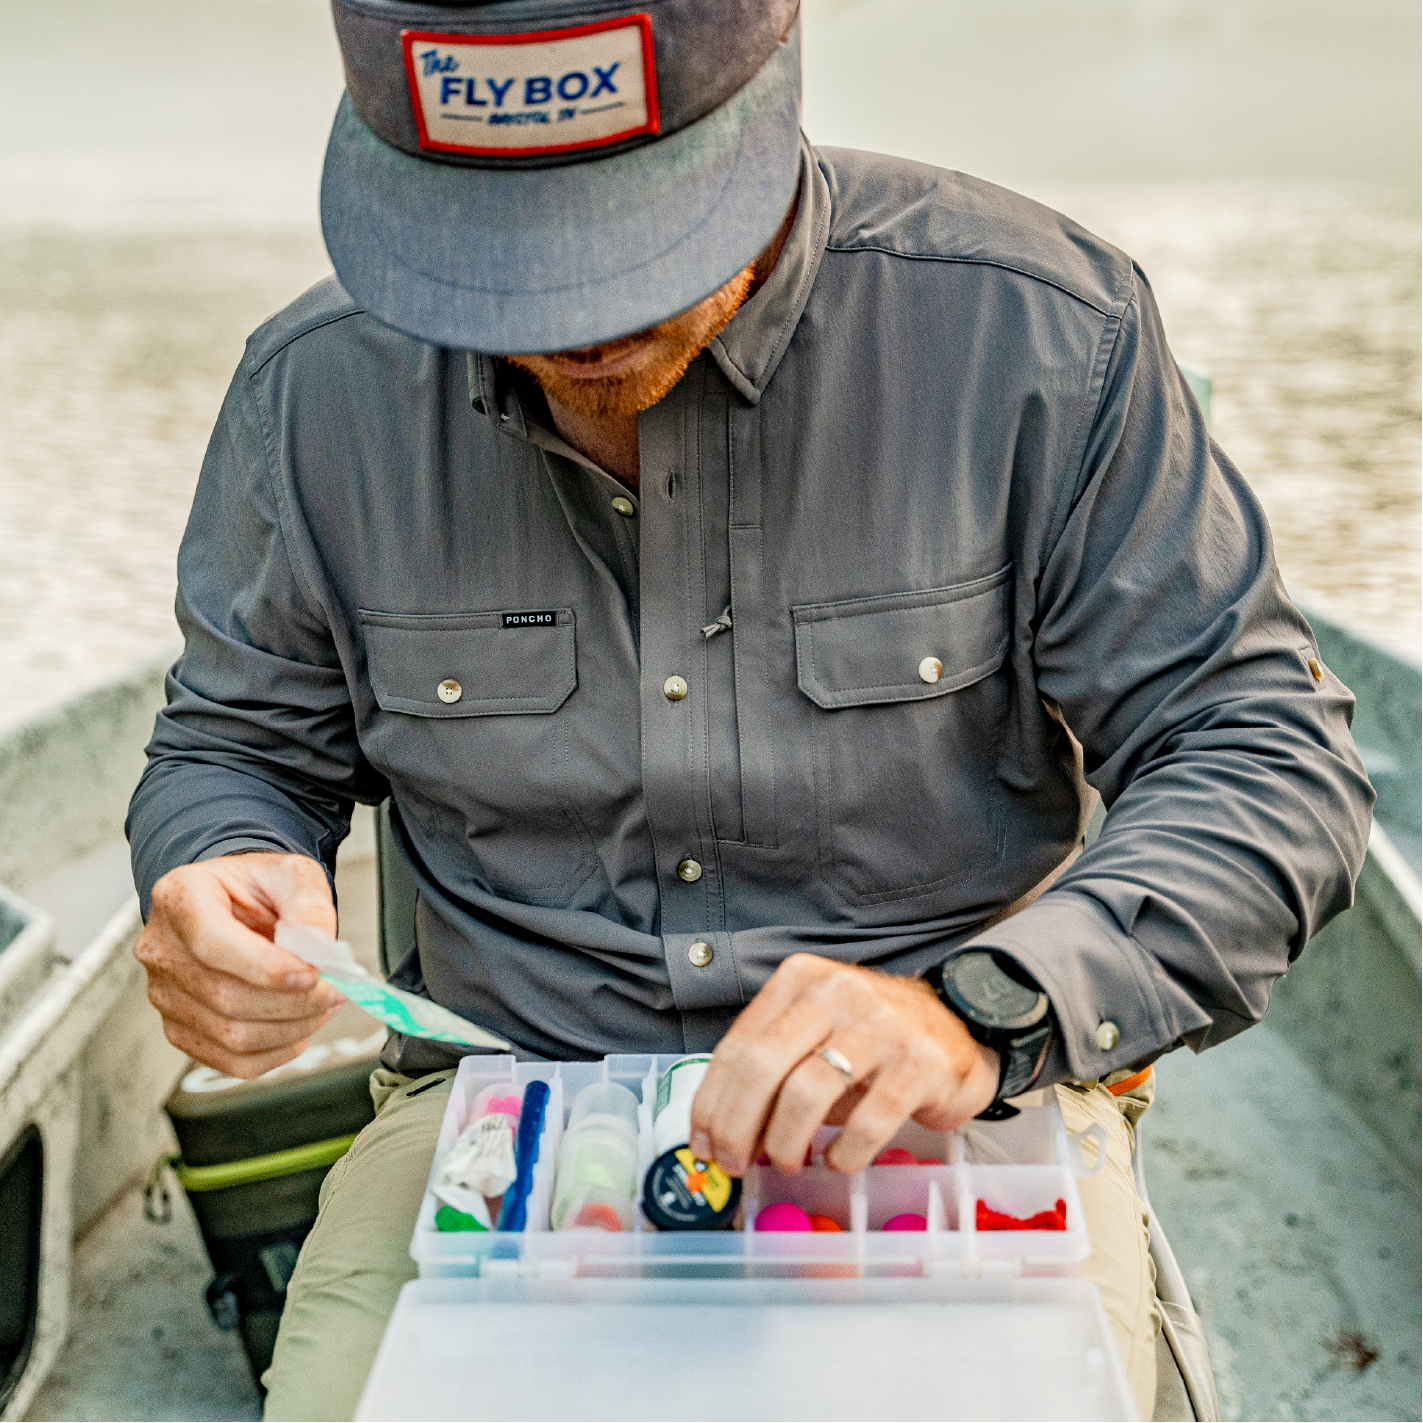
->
[927,950,1054,1121]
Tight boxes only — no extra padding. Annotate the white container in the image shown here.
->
[410,1055,1101,1282]
[649,1052,711,1157]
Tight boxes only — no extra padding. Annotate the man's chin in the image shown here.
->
[540,367,663,415]
[514,357,688,420]
[508,263,754,421]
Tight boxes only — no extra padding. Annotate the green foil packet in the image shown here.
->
[275,921,511,1051]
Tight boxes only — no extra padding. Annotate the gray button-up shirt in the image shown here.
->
[128,139,1373,1083]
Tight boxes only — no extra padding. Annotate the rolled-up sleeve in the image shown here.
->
[126,358,388,917]
[963,266,1374,1085]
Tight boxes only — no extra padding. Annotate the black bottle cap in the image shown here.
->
[641,1146,742,1231]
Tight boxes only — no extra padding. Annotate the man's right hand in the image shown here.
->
[136,852,345,1079]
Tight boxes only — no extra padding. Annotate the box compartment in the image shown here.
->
[412,1057,1092,1281]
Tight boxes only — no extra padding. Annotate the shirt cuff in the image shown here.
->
[954,892,1212,1085]
[197,836,303,861]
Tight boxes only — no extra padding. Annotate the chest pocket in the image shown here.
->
[359,608,596,906]
[793,566,1011,903]
[361,608,575,716]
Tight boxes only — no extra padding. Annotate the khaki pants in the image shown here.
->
[263,1069,1160,1421]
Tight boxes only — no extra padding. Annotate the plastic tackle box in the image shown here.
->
[412,1053,1107,1281]
[377,1054,1134,1421]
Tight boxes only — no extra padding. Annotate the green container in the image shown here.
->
[165,1002,385,1385]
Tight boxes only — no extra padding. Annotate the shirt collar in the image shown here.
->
[706,134,830,406]
[467,133,829,424]
[467,350,526,435]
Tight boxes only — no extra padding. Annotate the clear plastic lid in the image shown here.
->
[566,1080,639,1135]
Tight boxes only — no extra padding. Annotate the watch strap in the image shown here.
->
[997,1016,1053,1100]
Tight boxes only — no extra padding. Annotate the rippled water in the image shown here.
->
[2,0,1416,731]
[1036,180,1421,651]
[1,179,1418,732]
[0,231,332,729]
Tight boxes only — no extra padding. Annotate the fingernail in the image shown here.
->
[689,1130,712,1160]
[285,971,317,990]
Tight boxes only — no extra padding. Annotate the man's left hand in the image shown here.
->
[688,953,1001,1176]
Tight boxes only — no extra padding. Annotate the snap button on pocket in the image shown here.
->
[437,678,463,704]
[918,656,944,684]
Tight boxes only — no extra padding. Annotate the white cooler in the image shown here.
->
[356,1053,1136,1421]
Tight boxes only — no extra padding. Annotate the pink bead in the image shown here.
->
[883,1213,928,1232]
[755,1202,813,1232]
[873,1147,918,1166]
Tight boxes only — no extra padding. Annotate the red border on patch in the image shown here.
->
[401,14,660,159]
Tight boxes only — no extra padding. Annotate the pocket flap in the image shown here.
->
[793,567,1011,709]
[360,608,576,717]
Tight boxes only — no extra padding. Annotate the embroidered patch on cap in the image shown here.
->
[402,15,658,158]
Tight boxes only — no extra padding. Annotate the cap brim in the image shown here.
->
[320,35,801,354]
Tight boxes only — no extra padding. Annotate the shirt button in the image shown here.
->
[437,678,463,704]
[1096,1020,1121,1052]
[1308,657,1323,681]
[688,941,714,968]
[611,496,636,517]
[677,859,703,883]
[663,675,688,701]
[918,656,944,684]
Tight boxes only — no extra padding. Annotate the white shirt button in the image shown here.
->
[1096,1020,1121,1052]
[437,678,463,704]
[688,941,714,968]
[918,656,944,684]
[663,675,688,701]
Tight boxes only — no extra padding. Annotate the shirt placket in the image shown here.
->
[637,365,742,1015]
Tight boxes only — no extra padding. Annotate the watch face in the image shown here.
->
[944,952,1048,1031]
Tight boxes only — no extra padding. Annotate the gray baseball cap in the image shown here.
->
[321,0,803,354]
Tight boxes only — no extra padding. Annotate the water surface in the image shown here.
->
[1,0,1417,732]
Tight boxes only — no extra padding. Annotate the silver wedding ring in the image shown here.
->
[819,1046,855,1086]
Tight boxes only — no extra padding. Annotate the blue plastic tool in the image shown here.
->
[496,1079,550,1232]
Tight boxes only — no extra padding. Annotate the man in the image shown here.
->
[127,2,1372,1417]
